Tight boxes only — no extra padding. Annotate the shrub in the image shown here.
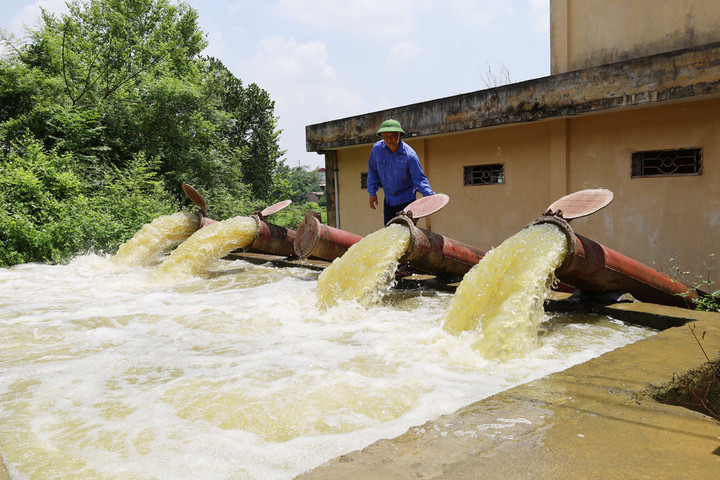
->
[0,136,177,266]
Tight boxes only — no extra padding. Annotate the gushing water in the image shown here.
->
[153,216,258,280]
[0,218,654,479]
[316,224,411,308]
[442,223,569,359]
[111,212,201,267]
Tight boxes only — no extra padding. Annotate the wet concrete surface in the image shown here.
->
[296,300,720,480]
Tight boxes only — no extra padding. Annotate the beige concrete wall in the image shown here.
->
[566,98,720,283]
[334,146,373,235]
[336,123,556,251]
[334,140,430,236]
[422,124,554,250]
[551,0,720,74]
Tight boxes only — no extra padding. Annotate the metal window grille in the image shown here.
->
[463,164,505,186]
[361,172,381,190]
[631,148,702,177]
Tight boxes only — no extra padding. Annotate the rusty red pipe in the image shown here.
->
[200,213,297,257]
[294,211,363,261]
[294,212,486,279]
[530,215,698,309]
[248,215,297,257]
[387,215,486,278]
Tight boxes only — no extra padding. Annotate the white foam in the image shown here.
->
[0,255,655,479]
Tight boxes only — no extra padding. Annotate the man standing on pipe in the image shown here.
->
[367,119,435,225]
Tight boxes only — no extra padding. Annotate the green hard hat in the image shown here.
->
[377,119,405,135]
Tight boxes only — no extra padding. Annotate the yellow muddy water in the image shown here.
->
[111,212,201,267]
[316,224,411,308]
[0,217,657,480]
[442,223,569,360]
[153,216,258,280]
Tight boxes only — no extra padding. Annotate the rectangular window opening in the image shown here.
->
[361,172,381,190]
[463,164,505,186]
[631,148,702,178]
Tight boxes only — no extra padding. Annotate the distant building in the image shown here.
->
[303,168,325,203]
[303,191,322,203]
[305,0,720,281]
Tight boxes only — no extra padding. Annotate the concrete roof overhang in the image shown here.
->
[305,41,720,153]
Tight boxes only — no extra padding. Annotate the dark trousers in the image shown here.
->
[384,200,412,225]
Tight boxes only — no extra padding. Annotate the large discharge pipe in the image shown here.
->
[249,214,297,258]
[387,215,486,278]
[187,210,297,258]
[294,211,486,279]
[531,215,698,309]
[294,211,364,261]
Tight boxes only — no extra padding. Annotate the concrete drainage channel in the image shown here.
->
[225,255,720,479]
[3,260,717,480]
[295,298,720,480]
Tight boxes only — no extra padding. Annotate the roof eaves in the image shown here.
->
[306,41,720,153]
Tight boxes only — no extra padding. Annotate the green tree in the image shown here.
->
[4,0,283,198]
[0,0,287,265]
[0,135,177,266]
[274,164,322,203]
[265,164,326,229]
[47,0,206,105]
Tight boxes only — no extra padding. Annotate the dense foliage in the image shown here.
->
[0,136,177,265]
[270,164,327,229]
[0,0,324,267]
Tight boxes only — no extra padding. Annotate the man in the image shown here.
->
[367,119,435,225]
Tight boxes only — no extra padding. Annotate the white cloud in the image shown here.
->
[198,23,228,59]
[275,0,420,41]
[1,0,67,58]
[243,36,365,165]
[247,37,336,86]
[383,40,422,71]
[441,0,498,28]
[429,0,527,33]
[228,1,244,15]
[6,0,68,38]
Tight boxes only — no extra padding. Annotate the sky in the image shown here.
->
[1,0,551,169]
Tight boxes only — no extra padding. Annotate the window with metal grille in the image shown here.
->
[463,164,504,186]
[361,172,381,190]
[631,148,702,177]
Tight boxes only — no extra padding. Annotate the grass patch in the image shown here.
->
[650,325,720,421]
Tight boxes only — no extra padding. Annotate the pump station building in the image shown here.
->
[305,0,720,283]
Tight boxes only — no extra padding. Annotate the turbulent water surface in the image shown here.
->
[316,223,411,308]
[0,227,655,479]
[443,223,570,359]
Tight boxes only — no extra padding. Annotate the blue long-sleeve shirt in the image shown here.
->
[367,140,435,206]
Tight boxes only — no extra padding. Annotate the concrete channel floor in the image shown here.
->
[295,299,720,480]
